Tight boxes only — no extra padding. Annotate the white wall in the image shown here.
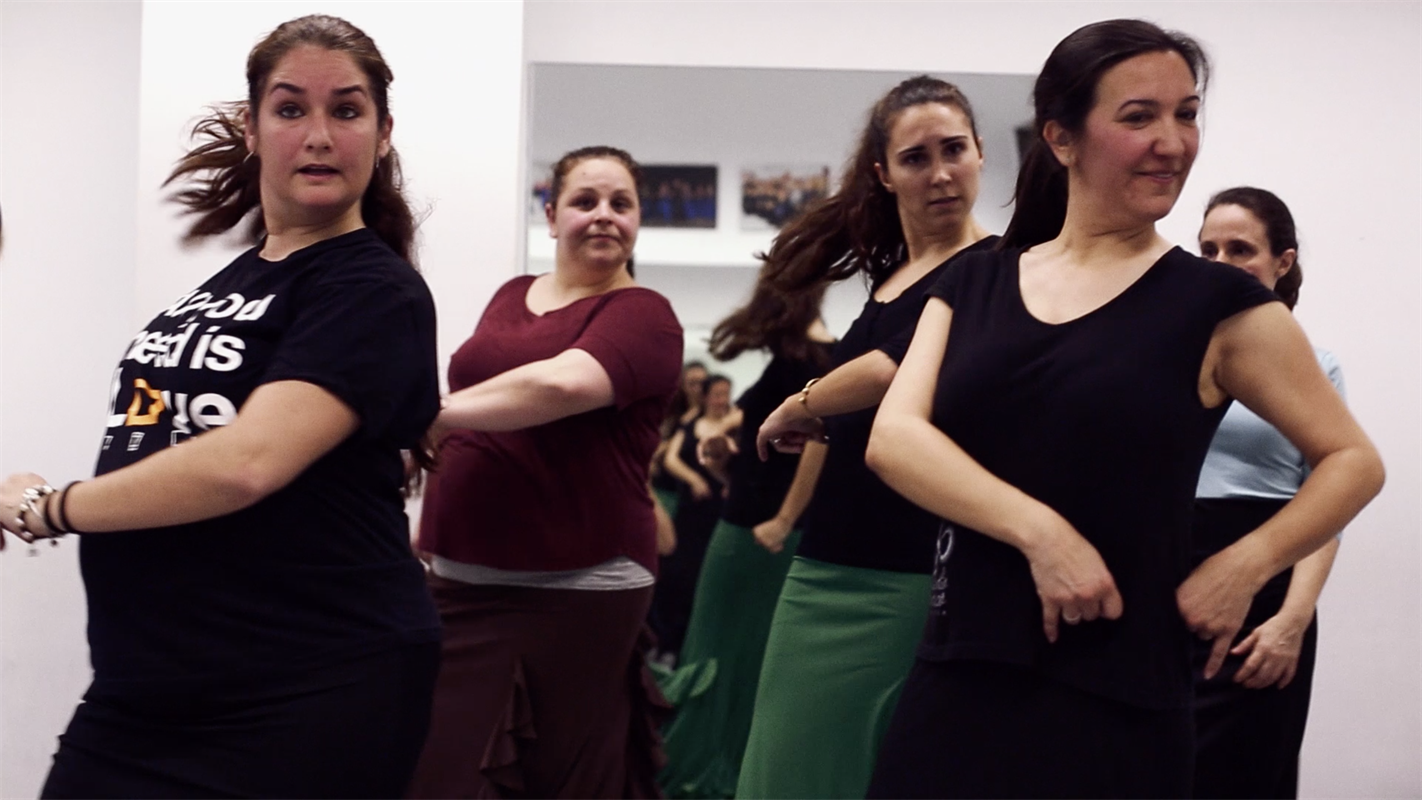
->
[525,2,1422,797]
[0,2,142,795]
[0,1,1415,797]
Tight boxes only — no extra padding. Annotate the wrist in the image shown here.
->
[796,378,822,419]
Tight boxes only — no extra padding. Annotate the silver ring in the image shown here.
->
[1063,612,1082,624]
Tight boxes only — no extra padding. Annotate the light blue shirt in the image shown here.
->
[1196,347,1345,500]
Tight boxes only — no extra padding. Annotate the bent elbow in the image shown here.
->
[223,458,291,509]
[865,419,899,478]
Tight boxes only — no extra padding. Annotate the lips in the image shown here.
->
[298,164,338,176]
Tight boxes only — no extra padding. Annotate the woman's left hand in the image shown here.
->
[1177,538,1270,680]
[1229,612,1308,689]
[0,472,52,547]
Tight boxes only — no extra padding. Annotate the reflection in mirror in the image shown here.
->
[526,63,1033,393]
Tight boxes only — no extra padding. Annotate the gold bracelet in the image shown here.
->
[796,378,822,417]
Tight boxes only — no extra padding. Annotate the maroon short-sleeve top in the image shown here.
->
[418,275,683,573]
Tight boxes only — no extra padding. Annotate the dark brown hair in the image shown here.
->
[1002,19,1210,249]
[709,270,830,366]
[1205,186,1303,309]
[163,15,418,263]
[764,75,980,294]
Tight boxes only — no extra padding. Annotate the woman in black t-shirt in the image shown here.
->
[0,16,441,798]
[734,75,996,800]
[865,20,1382,799]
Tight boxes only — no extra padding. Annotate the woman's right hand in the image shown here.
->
[756,396,826,459]
[753,515,794,554]
[688,476,713,501]
[1019,521,1124,643]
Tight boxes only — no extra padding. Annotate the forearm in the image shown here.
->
[768,440,826,525]
[440,349,613,432]
[1231,446,1381,585]
[65,428,284,533]
[661,433,703,486]
[801,350,897,418]
[1274,530,1342,625]
[867,413,1063,554]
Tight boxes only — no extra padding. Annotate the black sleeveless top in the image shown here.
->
[918,245,1278,709]
[722,344,834,528]
[796,236,998,574]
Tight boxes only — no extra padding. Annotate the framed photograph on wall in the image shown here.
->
[529,161,554,223]
[640,165,718,228]
[740,164,831,230]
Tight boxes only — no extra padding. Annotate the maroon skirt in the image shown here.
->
[405,574,669,799]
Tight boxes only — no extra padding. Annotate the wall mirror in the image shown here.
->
[526,63,1034,392]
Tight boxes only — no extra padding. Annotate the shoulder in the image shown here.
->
[929,240,1015,301]
[1160,247,1279,317]
[594,286,682,328]
[307,230,430,300]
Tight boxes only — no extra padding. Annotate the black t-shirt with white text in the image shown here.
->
[82,228,441,694]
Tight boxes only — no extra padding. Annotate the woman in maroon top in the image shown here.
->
[406,146,683,798]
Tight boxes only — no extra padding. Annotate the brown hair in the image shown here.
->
[163,14,418,264]
[709,271,830,367]
[764,75,980,294]
[1002,19,1209,249]
[1205,186,1303,309]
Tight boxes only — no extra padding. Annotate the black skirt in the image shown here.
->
[867,659,1193,799]
[1192,497,1317,800]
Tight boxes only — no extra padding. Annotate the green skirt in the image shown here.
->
[735,556,931,800]
[654,486,682,521]
[657,520,803,799]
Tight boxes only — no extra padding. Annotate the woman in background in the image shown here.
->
[865,21,1381,798]
[651,362,709,519]
[657,276,834,798]
[651,373,735,663]
[1193,186,1344,800]
[1,15,442,797]
[735,74,996,800]
[407,145,683,798]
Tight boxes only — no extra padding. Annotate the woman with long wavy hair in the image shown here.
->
[0,15,442,797]
[732,74,997,799]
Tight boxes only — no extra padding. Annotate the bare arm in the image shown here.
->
[2,380,358,539]
[1179,303,1384,677]
[867,299,1122,642]
[651,484,677,556]
[756,350,897,458]
[1230,537,1340,689]
[438,348,615,434]
[663,428,710,500]
[753,440,827,554]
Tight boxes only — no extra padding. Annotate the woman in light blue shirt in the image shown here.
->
[1193,186,1344,799]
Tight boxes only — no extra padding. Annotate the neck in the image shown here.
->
[1048,201,1168,264]
[551,257,634,300]
[261,205,365,261]
[904,216,990,265]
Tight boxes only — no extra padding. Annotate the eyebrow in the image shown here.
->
[897,135,969,155]
[1118,95,1201,110]
[269,82,369,98]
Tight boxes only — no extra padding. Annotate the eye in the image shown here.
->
[1228,243,1256,258]
[1176,107,1199,124]
[613,197,635,212]
[333,104,360,120]
[1200,242,1218,257]
[900,152,925,166]
[276,103,302,119]
[1122,111,1153,125]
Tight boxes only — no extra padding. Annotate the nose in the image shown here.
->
[304,114,333,151]
[1155,119,1189,158]
[931,156,953,185]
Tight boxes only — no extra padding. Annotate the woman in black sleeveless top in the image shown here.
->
[864,20,1382,799]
